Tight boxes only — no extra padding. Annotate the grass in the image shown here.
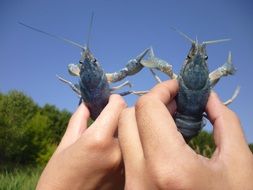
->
[0,167,42,190]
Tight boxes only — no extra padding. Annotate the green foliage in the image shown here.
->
[0,90,38,128]
[0,91,38,163]
[189,131,215,158]
[0,90,71,166]
[249,144,253,153]
[21,113,51,164]
[36,143,57,165]
[0,167,42,190]
[40,104,70,143]
[190,132,253,157]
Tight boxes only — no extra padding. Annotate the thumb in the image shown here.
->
[206,92,247,153]
[55,103,90,154]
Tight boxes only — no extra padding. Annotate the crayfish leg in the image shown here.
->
[149,69,162,83]
[110,81,132,91]
[56,75,81,97]
[116,90,149,96]
[223,86,240,106]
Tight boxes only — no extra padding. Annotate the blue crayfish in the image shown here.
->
[141,29,239,141]
[19,15,149,120]
[57,45,149,120]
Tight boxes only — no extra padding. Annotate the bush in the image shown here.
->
[0,90,38,128]
[189,131,215,158]
[0,90,71,166]
[249,144,253,153]
[0,91,38,164]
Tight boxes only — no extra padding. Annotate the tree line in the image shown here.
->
[0,90,71,167]
[0,90,252,168]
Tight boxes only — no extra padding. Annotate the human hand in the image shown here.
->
[36,94,126,190]
[118,79,253,190]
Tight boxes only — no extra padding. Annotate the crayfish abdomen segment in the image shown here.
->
[174,113,205,142]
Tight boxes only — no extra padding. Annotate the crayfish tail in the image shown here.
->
[174,113,205,142]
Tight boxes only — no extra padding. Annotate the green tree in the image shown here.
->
[0,90,71,166]
[40,104,71,143]
[0,91,38,164]
[0,90,38,127]
[21,112,51,164]
[189,131,215,158]
[249,144,253,153]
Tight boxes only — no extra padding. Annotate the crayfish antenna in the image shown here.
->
[203,39,231,45]
[80,11,95,60]
[170,27,195,44]
[19,22,85,50]
[86,11,94,50]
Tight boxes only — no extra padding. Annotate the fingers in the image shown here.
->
[91,94,127,137]
[135,80,184,160]
[118,108,144,170]
[149,79,179,105]
[56,103,90,153]
[118,108,155,190]
[206,92,247,151]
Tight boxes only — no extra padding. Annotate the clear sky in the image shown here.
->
[1,0,253,142]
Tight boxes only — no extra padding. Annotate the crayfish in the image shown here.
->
[141,29,239,141]
[19,14,149,120]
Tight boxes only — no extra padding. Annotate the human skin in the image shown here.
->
[36,94,126,190]
[118,79,253,190]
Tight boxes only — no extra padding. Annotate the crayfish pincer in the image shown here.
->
[141,31,239,142]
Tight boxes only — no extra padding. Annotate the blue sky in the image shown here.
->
[1,0,253,142]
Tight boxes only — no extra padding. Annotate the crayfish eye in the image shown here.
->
[204,55,208,60]
[92,58,100,67]
[187,55,191,59]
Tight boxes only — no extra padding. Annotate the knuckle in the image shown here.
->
[86,131,108,150]
[151,168,186,189]
[82,135,121,169]
[147,161,189,190]
[107,146,122,169]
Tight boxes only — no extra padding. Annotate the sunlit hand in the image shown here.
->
[119,80,253,190]
[36,94,126,190]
